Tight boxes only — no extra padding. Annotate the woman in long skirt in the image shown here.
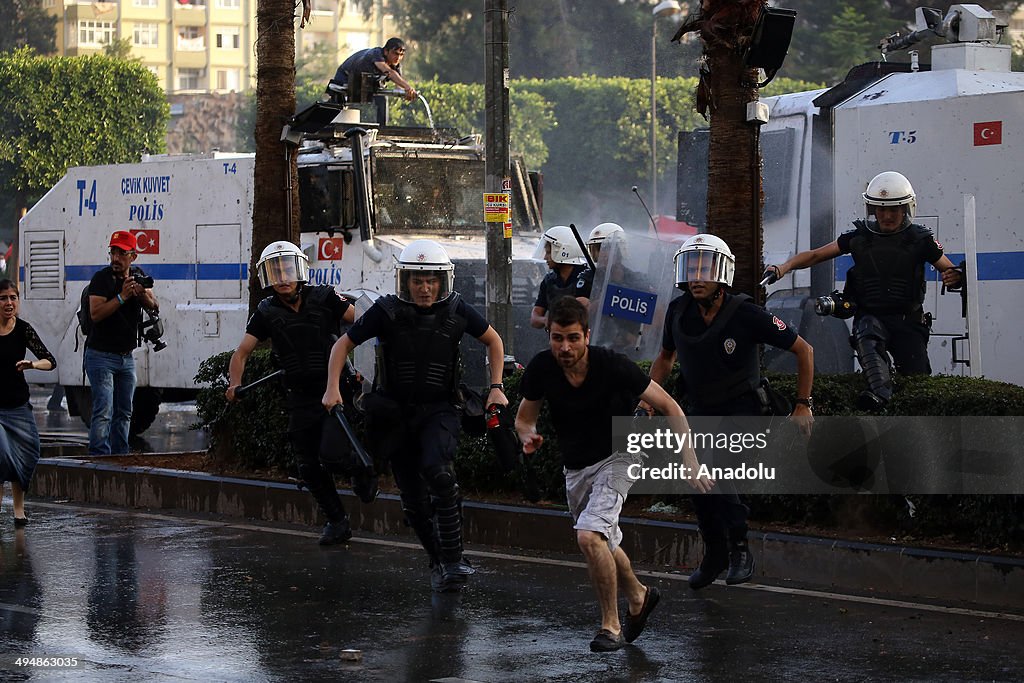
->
[0,279,56,526]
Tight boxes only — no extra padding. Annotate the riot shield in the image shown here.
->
[346,289,381,389]
[588,233,680,361]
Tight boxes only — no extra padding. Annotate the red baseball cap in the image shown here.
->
[109,231,137,252]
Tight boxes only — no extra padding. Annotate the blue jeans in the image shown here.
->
[84,348,135,455]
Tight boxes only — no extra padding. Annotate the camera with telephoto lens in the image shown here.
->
[139,309,167,352]
[814,290,856,319]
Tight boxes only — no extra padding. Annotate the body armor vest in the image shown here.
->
[848,220,929,313]
[258,286,339,394]
[671,293,760,409]
[374,293,467,404]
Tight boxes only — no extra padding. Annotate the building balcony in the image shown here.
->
[173,49,208,69]
[63,2,118,22]
[174,4,208,26]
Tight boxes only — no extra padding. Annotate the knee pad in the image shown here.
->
[425,465,459,502]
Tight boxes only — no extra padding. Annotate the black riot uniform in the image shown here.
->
[535,265,594,312]
[662,291,797,586]
[348,291,491,587]
[839,219,943,406]
[246,285,355,538]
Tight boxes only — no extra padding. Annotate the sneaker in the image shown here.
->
[589,628,625,653]
[318,519,352,546]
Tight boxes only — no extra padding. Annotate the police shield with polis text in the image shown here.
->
[588,229,678,360]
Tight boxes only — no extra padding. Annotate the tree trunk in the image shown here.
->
[251,0,300,314]
[705,45,762,302]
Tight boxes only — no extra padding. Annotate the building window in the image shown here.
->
[216,69,241,91]
[215,27,240,49]
[177,26,205,50]
[133,0,158,7]
[78,21,116,47]
[178,68,203,91]
[216,0,240,7]
[133,23,159,47]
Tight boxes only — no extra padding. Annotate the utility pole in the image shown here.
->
[484,0,514,356]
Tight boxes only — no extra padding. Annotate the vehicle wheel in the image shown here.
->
[63,385,163,436]
[130,387,163,436]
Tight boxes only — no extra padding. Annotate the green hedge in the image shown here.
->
[193,355,1024,549]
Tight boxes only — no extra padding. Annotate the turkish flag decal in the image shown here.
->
[974,121,1002,146]
[132,229,160,254]
[318,237,344,260]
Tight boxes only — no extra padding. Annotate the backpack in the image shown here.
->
[77,285,93,338]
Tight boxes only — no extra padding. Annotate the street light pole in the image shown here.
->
[650,0,682,220]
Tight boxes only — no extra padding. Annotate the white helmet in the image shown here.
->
[673,233,735,288]
[587,222,624,261]
[395,239,455,304]
[533,225,588,266]
[863,171,916,220]
[255,241,309,289]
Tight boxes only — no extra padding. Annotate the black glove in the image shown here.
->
[760,265,781,286]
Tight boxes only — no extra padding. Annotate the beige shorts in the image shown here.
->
[564,452,638,552]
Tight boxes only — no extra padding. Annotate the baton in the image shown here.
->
[234,369,283,398]
[331,405,373,470]
[569,223,597,271]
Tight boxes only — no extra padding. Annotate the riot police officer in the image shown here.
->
[586,222,624,264]
[646,234,814,589]
[322,240,508,591]
[530,226,594,329]
[765,171,962,410]
[227,241,363,546]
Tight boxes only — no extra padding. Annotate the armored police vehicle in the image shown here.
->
[678,3,1024,386]
[18,113,546,434]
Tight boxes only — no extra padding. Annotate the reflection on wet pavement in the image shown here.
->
[1,503,1022,681]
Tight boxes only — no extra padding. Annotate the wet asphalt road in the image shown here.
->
[1,502,1022,682]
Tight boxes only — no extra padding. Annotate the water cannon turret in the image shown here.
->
[879,4,1007,57]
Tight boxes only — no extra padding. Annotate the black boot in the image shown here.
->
[319,517,352,545]
[688,531,728,590]
[725,530,755,585]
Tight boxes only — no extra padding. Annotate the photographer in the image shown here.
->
[765,172,962,411]
[85,231,157,455]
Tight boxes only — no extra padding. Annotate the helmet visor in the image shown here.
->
[675,249,732,285]
[257,254,309,289]
[396,268,454,306]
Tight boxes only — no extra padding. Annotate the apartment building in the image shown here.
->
[43,0,392,95]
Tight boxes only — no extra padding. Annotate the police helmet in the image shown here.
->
[673,234,735,288]
[255,241,309,289]
[586,222,624,261]
[395,239,455,304]
[532,226,588,266]
[863,171,916,220]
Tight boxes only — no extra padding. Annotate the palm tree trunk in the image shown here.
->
[706,45,762,301]
[251,0,300,313]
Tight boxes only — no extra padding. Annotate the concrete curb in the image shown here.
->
[32,457,1024,611]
